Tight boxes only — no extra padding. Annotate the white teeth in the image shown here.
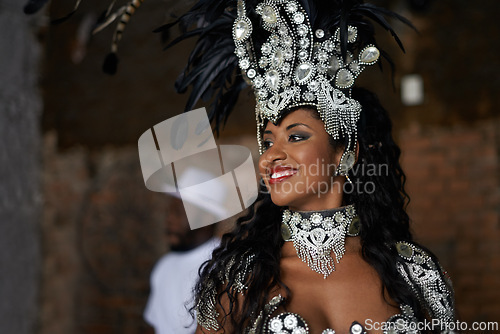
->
[271,169,296,179]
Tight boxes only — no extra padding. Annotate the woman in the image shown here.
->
[174,0,458,332]
[166,0,455,333]
[193,93,454,334]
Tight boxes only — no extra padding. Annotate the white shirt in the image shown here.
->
[144,238,219,334]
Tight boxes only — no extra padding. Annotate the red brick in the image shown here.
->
[423,180,445,194]
[400,136,433,152]
[438,131,483,148]
[435,164,459,178]
[449,179,471,192]
[480,273,500,289]
[490,256,500,269]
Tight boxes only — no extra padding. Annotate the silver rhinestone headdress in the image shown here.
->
[232,0,380,155]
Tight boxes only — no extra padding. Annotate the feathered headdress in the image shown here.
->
[25,0,412,163]
[157,0,413,143]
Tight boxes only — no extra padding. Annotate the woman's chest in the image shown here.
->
[275,256,401,333]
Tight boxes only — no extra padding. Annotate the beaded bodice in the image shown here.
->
[247,295,418,334]
[196,239,455,333]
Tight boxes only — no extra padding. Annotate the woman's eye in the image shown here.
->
[289,134,309,142]
[262,139,273,150]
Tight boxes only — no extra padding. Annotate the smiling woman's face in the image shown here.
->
[259,108,345,211]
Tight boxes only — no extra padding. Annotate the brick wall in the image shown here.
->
[399,119,500,323]
[40,132,166,334]
[40,133,257,334]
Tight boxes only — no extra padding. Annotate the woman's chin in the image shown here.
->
[269,194,289,208]
[269,193,301,209]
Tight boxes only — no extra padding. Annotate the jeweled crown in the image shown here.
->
[232,0,380,154]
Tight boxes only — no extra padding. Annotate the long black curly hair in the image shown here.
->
[191,87,446,333]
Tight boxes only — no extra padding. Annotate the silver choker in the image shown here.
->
[281,205,360,278]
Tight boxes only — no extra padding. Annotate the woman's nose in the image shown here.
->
[259,141,287,179]
[263,142,287,164]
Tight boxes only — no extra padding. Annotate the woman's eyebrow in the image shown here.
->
[286,123,312,130]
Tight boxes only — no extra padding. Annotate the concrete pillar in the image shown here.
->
[0,1,43,333]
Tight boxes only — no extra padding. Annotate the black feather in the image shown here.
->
[153,18,181,34]
[23,0,49,14]
[218,76,246,128]
[96,9,109,25]
[164,27,205,50]
[358,3,416,53]
[379,48,397,90]
[157,0,245,133]
[339,1,351,61]
[103,52,119,75]
[182,45,235,106]
[49,0,84,24]
[184,48,236,110]
[51,10,79,25]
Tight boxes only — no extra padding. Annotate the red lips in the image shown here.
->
[268,165,298,184]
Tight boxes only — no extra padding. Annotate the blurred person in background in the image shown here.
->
[144,167,224,334]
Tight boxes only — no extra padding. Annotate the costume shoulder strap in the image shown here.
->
[394,241,455,323]
[196,251,256,331]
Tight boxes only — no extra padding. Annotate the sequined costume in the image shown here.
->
[195,240,455,334]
